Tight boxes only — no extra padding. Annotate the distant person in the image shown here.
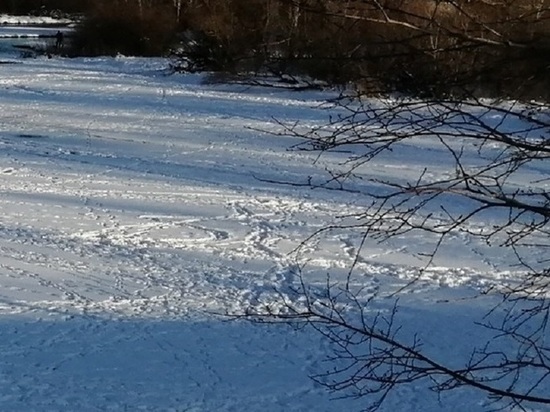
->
[55,30,64,50]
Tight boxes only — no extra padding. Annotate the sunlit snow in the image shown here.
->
[0,26,546,411]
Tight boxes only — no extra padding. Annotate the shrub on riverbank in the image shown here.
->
[0,0,88,15]
[65,0,549,101]
[70,3,177,57]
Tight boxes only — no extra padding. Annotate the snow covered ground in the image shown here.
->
[0,20,71,59]
[0,14,73,25]
[0,45,547,410]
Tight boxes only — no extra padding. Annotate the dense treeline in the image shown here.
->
[5,0,549,100]
[0,0,89,14]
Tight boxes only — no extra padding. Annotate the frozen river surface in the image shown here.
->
[0,19,547,412]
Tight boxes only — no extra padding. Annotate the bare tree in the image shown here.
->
[236,1,550,411]
[242,95,550,410]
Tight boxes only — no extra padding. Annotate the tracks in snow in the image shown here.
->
[0,57,525,320]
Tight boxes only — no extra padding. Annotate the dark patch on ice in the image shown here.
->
[17,133,48,139]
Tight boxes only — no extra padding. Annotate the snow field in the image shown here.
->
[0,55,546,411]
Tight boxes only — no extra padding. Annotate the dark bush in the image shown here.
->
[170,31,236,73]
[70,3,177,57]
[0,0,89,14]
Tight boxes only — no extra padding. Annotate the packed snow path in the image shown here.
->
[0,57,544,411]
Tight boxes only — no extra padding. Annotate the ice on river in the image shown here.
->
[0,53,545,411]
